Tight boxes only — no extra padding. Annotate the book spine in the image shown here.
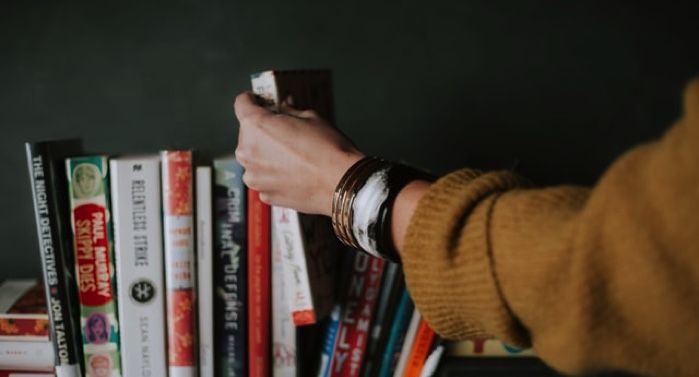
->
[271,207,317,325]
[66,156,122,377]
[196,166,214,377]
[400,319,436,377]
[0,340,54,371]
[317,305,341,377]
[111,157,167,377]
[271,220,296,377]
[213,158,247,377]
[329,253,385,377]
[161,151,197,377]
[247,190,270,377]
[391,310,421,377]
[361,262,401,377]
[377,291,413,377]
[25,141,83,377]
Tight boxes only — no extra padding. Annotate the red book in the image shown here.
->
[401,319,436,377]
[161,151,197,377]
[247,190,270,377]
[0,280,49,341]
[329,253,385,377]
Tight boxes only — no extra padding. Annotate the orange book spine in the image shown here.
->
[401,319,436,377]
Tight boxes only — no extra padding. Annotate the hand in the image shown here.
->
[234,92,364,216]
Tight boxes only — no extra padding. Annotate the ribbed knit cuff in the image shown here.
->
[402,168,531,346]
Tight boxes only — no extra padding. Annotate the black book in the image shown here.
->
[25,139,84,377]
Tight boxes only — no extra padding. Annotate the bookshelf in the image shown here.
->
[4,2,698,377]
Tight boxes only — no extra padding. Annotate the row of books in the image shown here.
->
[16,70,535,377]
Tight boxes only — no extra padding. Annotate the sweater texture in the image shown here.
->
[402,79,699,377]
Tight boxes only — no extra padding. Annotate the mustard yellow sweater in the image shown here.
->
[402,80,699,377]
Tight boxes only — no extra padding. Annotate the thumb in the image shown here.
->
[234,91,270,121]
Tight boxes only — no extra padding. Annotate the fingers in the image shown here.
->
[279,99,320,119]
[234,91,270,121]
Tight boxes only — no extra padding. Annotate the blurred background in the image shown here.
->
[2,1,698,283]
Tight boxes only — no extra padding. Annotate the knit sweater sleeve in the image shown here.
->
[401,80,699,377]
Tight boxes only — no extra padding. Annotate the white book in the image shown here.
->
[0,340,53,371]
[196,166,214,377]
[393,309,422,377]
[110,156,167,377]
[271,219,297,377]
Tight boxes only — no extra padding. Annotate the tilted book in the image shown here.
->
[392,310,421,377]
[66,155,122,377]
[161,151,197,377]
[110,156,167,377]
[400,318,436,377]
[25,139,84,377]
[251,69,340,325]
[196,166,214,377]
[361,262,403,377]
[377,291,413,377]
[213,157,247,377]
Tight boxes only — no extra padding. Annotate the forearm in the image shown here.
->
[400,80,699,377]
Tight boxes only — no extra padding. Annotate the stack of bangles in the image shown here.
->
[331,156,434,263]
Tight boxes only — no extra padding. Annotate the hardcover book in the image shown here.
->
[328,252,385,377]
[66,155,122,377]
[247,189,270,377]
[251,69,340,325]
[0,279,49,341]
[161,151,197,377]
[213,157,247,377]
[25,139,84,377]
[110,156,167,377]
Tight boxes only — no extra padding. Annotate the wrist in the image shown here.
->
[320,150,365,216]
[330,157,434,262]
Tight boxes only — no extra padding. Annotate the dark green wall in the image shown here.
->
[2,1,698,278]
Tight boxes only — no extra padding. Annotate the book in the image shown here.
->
[392,310,421,377]
[328,253,385,377]
[25,139,84,377]
[317,305,341,377]
[0,280,49,342]
[110,156,167,377]
[271,221,296,377]
[0,341,53,371]
[252,69,340,325]
[65,155,122,377]
[399,319,435,377]
[446,339,535,357]
[0,371,54,377]
[196,166,214,377]
[360,263,403,377]
[247,189,270,377]
[161,151,197,377]
[212,157,247,377]
[377,291,413,377]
